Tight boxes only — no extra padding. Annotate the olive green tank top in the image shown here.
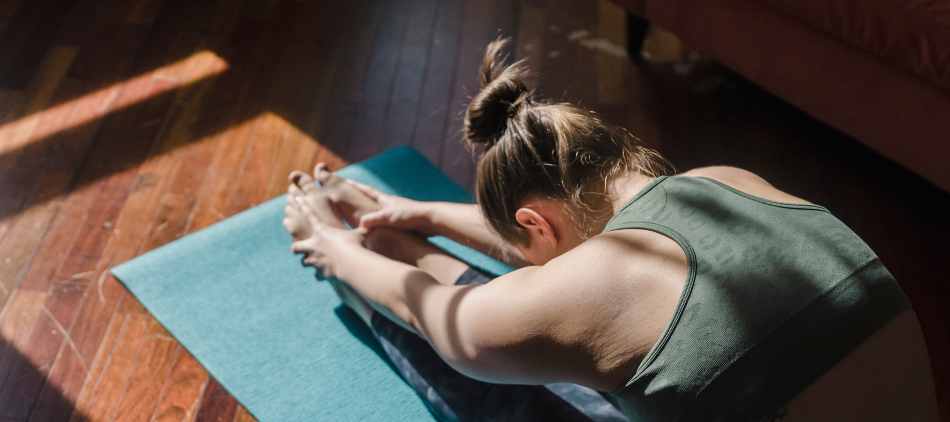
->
[603,176,909,422]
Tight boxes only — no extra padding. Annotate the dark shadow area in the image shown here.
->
[0,0,366,222]
[0,336,87,421]
[332,305,394,368]
[0,75,219,222]
[336,304,604,422]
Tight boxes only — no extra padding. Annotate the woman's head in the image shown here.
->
[464,38,670,264]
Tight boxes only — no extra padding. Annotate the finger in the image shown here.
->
[291,170,318,193]
[312,163,330,185]
[289,170,306,183]
[288,191,306,210]
[358,211,387,229]
[291,239,314,254]
[306,212,329,229]
[347,180,381,200]
[288,183,308,202]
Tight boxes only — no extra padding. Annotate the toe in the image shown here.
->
[290,170,317,192]
[313,163,334,185]
[288,183,305,200]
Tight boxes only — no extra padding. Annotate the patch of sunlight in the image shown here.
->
[0,50,228,155]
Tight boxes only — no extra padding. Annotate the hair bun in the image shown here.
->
[464,37,530,148]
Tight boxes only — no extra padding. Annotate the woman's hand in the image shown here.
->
[291,224,367,278]
[287,190,367,278]
[349,182,432,233]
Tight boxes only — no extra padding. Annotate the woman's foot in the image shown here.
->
[283,169,344,241]
[283,164,379,325]
[289,163,381,228]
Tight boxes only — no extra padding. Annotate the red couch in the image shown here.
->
[616,0,950,192]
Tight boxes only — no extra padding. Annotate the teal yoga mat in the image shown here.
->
[112,146,513,422]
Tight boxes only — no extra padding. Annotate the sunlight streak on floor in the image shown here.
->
[0,50,228,155]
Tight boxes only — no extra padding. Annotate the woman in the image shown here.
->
[283,39,938,421]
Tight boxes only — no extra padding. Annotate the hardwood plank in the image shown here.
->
[63,24,232,421]
[185,119,258,231]
[143,4,296,420]
[379,0,438,152]
[0,291,46,394]
[193,378,237,422]
[595,0,628,106]
[0,46,79,302]
[184,13,282,230]
[0,88,24,124]
[63,13,147,88]
[188,10,303,418]
[139,72,224,254]
[296,2,349,146]
[149,352,209,422]
[177,7,287,231]
[0,88,25,243]
[126,0,163,25]
[514,0,546,76]
[74,313,149,421]
[1,279,86,421]
[230,113,285,208]
[0,0,80,89]
[28,324,88,422]
[0,201,61,310]
[111,321,180,422]
[220,15,297,214]
[17,160,104,294]
[69,72,229,417]
[343,0,411,162]
[538,0,598,106]
[78,32,239,415]
[410,0,463,164]
[231,406,256,422]
[317,0,381,156]
[265,117,320,199]
[0,303,70,420]
[19,47,80,116]
[261,1,345,197]
[126,0,219,77]
[99,44,235,420]
[439,0,516,190]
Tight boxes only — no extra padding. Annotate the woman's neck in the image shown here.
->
[608,171,656,215]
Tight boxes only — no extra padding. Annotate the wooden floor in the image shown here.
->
[0,0,947,420]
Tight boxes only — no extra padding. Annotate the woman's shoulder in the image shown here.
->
[681,165,769,185]
[680,166,814,206]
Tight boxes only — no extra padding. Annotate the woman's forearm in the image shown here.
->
[333,245,442,337]
[331,244,495,374]
[422,202,527,266]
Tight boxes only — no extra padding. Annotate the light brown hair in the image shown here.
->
[464,38,672,244]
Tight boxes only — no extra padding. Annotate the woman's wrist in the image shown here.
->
[411,201,441,235]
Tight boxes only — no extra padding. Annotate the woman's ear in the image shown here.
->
[515,207,557,245]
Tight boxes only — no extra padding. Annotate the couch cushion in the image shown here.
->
[765,0,950,93]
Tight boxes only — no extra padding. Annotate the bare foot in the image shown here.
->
[283,165,380,326]
[283,168,345,240]
[292,163,381,228]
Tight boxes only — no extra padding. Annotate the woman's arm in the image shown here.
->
[350,182,528,267]
[330,244,569,384]
[293,219,612,386]
[420,201,528,267]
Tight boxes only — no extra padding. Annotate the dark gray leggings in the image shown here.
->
[368,268,628,422]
